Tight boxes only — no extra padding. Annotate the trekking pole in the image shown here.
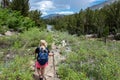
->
[53,52,56,80]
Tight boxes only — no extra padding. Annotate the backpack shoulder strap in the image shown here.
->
[38,47,42,53]
[38,46,49,54]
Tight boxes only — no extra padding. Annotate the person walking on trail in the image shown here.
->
[34,40,53,80]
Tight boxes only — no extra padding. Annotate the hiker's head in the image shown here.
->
[40,40,47,47]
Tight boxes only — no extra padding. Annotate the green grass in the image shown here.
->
[0,54,34,80]
[58,38,120,80]
[0,27,54,80]
[0,28,120,80]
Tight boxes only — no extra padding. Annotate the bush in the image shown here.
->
[0,55,33,80]
[58,37,120,80]
[0,8,35,32]
[19,27,53,48]
[58,65,89,80]
[0,26,9,34]
[0,36,17,49]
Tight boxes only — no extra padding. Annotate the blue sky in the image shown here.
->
[29,0,107,17]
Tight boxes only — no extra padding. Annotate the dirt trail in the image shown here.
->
[31,45,64,80]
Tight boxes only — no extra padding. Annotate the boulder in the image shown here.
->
[114,33,120,40]
[86,34,93,38]
[4,31,14,36]
[85,34,97,39]
[61,40,67,47]
[107,34,114,40]
[0,34,3,36]
[47,73,54,77]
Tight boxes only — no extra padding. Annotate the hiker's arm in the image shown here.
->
[34,47,39,59]
[47,47,54,56]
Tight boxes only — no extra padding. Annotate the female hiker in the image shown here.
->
[34,40,53,80]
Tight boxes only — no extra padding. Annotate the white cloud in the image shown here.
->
[41,12,48,17]
[37,1,55,11]
[56,11,74,15]
[89,0,96,2]
[30,0,55,16]
[55,5,71,9]
[30,0,105,16]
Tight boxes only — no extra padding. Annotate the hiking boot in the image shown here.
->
[39,78,43,80]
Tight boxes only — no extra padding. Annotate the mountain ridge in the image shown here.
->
[42,14,65,19]
[42,0,118,19]
[90,0,118,10]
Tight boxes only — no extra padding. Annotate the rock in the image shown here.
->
[6,54,11,59]
[85,34,93,38]
[6,53,15,59]
[61,40,67,47]
[107,34,114,40]
[0,34,3,36]
[27,49,31,51]
[30,66,35,71]
[4,31,14,36]
[114,33,120,40]
[47,73,54,77]
[66,47,71,52]
[85,34,97,39]
[60,57,66,62]
[113,40,116,42]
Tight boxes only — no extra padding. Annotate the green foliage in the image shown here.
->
[0,35,18,49]
[46,0,120,38]
[29,10,45,27]
[0,26,9,34]
[0,27,120,80]
[58,37,120,80]
[0,27,53,49]
[0,28,54,80]
[13,40,22,49]
[114,33,120,40]
[18,27,53,48]
[0,8,35,32]
[10,0,29,16]
[58,65,89,80]
[52,31,79,46]
[0,55,33,80]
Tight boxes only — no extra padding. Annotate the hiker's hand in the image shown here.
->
[49,52,54,56]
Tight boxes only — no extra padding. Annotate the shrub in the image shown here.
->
[19,27,53,48]
[0,26,9,34]
[58,37,120,80]
[0,8,35,32]
[0,55,33,80]
[58,65,89,80]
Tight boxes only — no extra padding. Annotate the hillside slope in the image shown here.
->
[90,0,118,10]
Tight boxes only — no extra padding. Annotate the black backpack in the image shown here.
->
[37,47,48,65]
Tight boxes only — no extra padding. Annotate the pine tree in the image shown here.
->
[10,0,29,16]
[29,10,44,26]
